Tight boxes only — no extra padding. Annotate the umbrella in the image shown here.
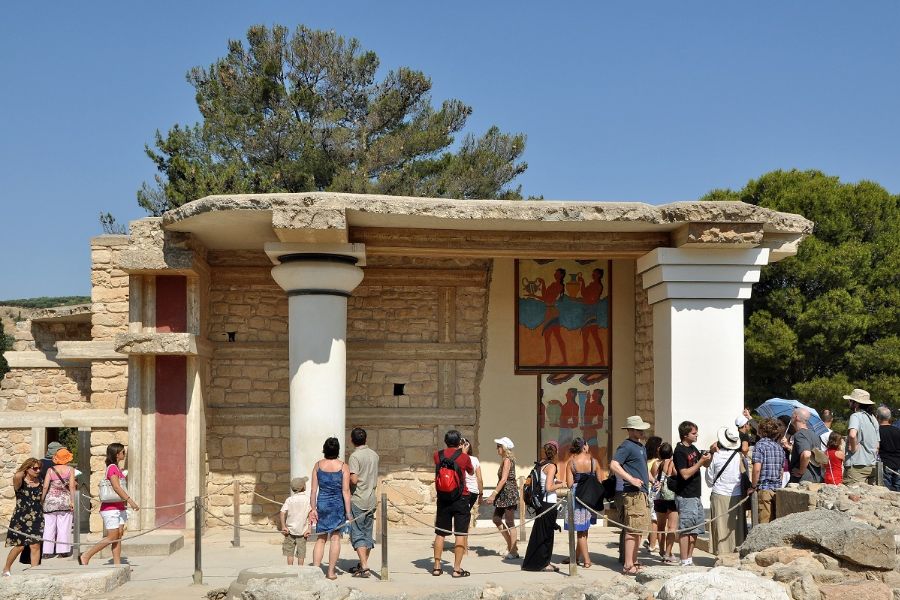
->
[755,398,828,437]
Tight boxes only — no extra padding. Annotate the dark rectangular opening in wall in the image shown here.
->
[393,383,405,396]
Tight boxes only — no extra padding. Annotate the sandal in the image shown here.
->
[349,563,362,574]
[352,569,371,578]
[622,565,640,576]
[541,565,560,572]
[452,569,471,578]
[431,567,443,576]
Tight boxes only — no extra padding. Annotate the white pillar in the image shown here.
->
[268,246,365,480]
[636,248,770,449]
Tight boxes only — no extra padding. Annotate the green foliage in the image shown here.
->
[0,321,11,380]
[702,169,900,416]
[139,24,528,214]
[0,297,90,309]
[57,428,80,464]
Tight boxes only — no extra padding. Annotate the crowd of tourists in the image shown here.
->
[5,385,897,579]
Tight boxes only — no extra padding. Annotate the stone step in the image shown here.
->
[80,532,185,557]
[1,565,130,597]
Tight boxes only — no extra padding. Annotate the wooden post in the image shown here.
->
[193,497,202,585]
[380,493,389,582]
[517,476,526,542]
[877,461,885,487]
[231,480,241,548]
[567,492,577,577]
[750,492,759,528]
[72,492,81,564]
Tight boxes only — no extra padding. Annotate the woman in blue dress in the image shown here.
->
[564,437,599,568]
[310,437,351,580]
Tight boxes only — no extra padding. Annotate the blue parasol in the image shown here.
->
[755,398,828,437]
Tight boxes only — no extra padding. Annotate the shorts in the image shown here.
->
[282,533,307,559]
[101,509,127,530]
[675,496,705,536]
[435,498,471,537]
[654,499,677,514]
[466,493,479,511]
[349,504,375,550]
[621,491,651,534]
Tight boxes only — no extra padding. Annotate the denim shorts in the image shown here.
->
[349,504,375,550]
[675,496,705,536]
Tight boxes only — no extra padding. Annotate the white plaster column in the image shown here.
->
[636,248,770,451]
[268,244,365,480]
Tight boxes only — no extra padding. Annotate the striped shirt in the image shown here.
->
[752,437,784,491]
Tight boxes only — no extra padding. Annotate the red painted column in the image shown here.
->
[154,275,187,528]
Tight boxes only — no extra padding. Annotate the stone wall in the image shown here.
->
[203,252,489,525]
[633,274,654,428]
[0,367,90,411]
[0,430,30,523]
[11,319,91,352]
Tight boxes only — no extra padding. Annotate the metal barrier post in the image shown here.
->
[231,480,241,548]
[73,492,81,564]
[517,476,526,543]
[193,497,202,585]
[877,461,884,487]
[750,492,759,528]
[566,492,577,577]
[380,493,389,581]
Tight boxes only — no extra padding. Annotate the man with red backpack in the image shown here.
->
[432,430,475,578]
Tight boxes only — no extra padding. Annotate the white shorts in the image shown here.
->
[101,509,128,530]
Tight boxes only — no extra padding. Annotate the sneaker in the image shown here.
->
[680,559,693,566]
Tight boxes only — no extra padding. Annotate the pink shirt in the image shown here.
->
[100,464,127,512]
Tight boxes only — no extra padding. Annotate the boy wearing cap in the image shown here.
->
[609,415,651,576]
[844,388,880,485]
[280,477,311,565]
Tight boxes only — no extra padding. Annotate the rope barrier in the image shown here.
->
[0,506,194,548]
[200,503,374,536]
[76,480,237,510]
[574,493,751,536]
[383,493,563,537]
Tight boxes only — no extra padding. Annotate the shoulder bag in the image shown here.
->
[99,466,127,503]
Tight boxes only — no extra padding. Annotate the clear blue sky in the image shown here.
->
[2,2,898,299]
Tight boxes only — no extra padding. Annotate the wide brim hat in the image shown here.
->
[843,388,873,405]
[53,448,73,465]
[621,415,651,430]
[717,426,741,451]
[494,437,515,449]
[45,441,64,459]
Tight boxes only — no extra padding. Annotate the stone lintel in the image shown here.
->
[29,304,92,323]
[0,409,127,428]
[212,341,481,361]
[209,266,488,288]
[672,222,764,248]
[115,332,210,356]
[55,341,127,361]
[209,406,475,427]
[3,351,81,369]
[760,232,806,263]
[351,227,670,259]
[90,235,130,247]
[116,218,208,274]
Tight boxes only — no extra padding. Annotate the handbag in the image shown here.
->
[658,460,676,501]
[573,459,605,511]
[98,467,127,503]
[43,466,73,513]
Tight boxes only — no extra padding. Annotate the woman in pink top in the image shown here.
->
[79,444,140,565]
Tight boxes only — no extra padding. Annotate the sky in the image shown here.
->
[1,2,899,299]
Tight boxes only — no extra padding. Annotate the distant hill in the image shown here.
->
[0,296,90,309]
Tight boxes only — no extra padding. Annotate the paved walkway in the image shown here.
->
[4,525,716,599]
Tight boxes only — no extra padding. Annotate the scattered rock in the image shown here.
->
[656,566,790,599]
[755,547,813,567]
[789,574,820,600]
[818,579,892,600]
[740,509,897,569]
[634,565,707,595]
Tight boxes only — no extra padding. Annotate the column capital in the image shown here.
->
[267,243,366,296]
[636,247,770,305]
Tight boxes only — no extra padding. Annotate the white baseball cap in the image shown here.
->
[493,436,515,449]
[735,415,749,428]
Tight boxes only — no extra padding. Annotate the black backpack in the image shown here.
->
[523,461,546,514]
[435,449,464,502]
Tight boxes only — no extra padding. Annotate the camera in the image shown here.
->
[699,450,709,457]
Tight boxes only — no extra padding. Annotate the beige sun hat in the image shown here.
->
[717,426,741,451]
[843,388,873,405]
[621,415,651,430]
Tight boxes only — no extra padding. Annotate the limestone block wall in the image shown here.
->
[202,252,489,526]
[634,274,654,428]
[12,320,91,352]
[0,367,90,411]
[90,237,130,412]
[0,430,31,523]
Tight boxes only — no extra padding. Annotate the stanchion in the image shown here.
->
[877,461,885,487]
[517,477,526,543]
[231,480,241,548]
[193,497,202,585]
[73,492,82,564]
[566,492,577,577]
[750,492,759,528]
[380,493,389,581]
